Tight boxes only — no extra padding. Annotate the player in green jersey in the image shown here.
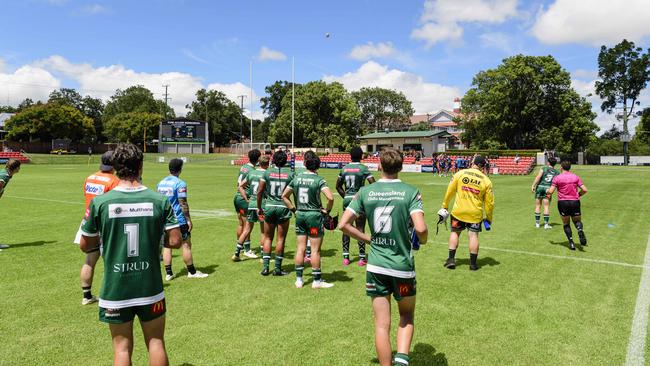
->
[282,151,335,289]
[0,159,21,250]
[339,148,428,366]
[531,157,559,229]
[257,150,294,276]
[336,147,375,266]
[232,155,269,261]
[233,149,261,256]
[80,144,182,366]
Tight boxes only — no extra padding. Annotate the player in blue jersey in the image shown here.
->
[157,159,208,280]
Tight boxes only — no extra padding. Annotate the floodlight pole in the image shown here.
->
[623,104,629,166]
[238,95,246,142]
[250,61,253,150]
[292,56,295,150]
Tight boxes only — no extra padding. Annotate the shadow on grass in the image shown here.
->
[174,264,219,277]
[455,256,501,269]
[325,270,353,283]
[178,363,196,366]
[371,343,448,366]
[549,240,585,252]
[2,240,56,249]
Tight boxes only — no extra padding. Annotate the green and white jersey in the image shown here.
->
[0,168,11,194]
[347,179,423,278]
[245,168,266,210]
[339,163,373,198]
[288,171,328,211]
[235,163,255,197]
[539,166,560,188]
[81,186,179,309]
[261,167,294,208]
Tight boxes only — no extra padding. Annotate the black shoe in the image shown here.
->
[469,264,479,271]
[272,269,288,276]
[569,242,576,251]
[260,268,270,276]
[578,232,587,246]
[444,258,456,269]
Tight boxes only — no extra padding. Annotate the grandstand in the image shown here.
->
[233,152,535,175]
[0,151,30,164]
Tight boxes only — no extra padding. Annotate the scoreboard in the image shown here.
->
[160,119,206,143]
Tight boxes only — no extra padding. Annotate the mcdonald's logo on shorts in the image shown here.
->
[151,300,165,314]
[309,227,319,236]
[398,283,412,296]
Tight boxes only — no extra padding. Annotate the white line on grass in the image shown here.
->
[625,234,650,366]
[4,195,83,205]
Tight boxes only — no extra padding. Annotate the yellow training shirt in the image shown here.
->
[441,168,494,224]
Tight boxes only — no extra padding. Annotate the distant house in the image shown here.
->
[359,130,453,156]
[409,98,464,149]
[0,113,15,140]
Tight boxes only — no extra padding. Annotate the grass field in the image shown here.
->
[1,157,650,365]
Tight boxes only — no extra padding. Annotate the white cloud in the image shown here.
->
[349,42,398,61]
[0,55,260,116]
[257,46,287,62]
[181,49,210,64]
[206,81,261,118]
[479,32,514,53]
[80,4,109,15]
[412,0,519,47]
[0,61,61,105]
[532,0,650,46]
[323,61,460,114]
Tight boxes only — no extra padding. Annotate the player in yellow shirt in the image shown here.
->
[439,155,494,271]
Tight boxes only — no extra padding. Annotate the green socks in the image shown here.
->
[312,268,322,281]
[262,252,271,270]
[544,214,550,224]
[534,212,541,224]
[243,241,251,252]
[275,255,283,271]
[295,266,304,279]
[234,242,243,257]
[393,353,409,365]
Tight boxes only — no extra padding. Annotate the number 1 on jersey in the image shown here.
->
[124,223,140,257]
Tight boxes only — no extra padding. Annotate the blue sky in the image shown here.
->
[1,0,649,132]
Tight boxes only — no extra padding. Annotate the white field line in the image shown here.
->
[4,195,83,205]
[625,234,650,366]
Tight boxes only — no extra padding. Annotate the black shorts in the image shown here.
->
[450,215,481,233]
[558,200,581,217]
[180,224,191,241]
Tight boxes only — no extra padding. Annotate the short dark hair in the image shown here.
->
[380,148,403,175]
[473,155,487,168]
[561,160,571,171]
[304,151,321,171]
[248,149,261,164]
[169,158,184,174]
[273,150,287,168]
[548,157,557,166]
[5,159,21,172]
[350,147,363,162]
[112,143,143,180]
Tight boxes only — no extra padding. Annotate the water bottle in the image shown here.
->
[411,229,420,250]
[483,219,491,231]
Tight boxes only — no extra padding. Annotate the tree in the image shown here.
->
[18,98,35,111]
[269,81,360,149]
[48,88,83,110]
[410,121,431,131]
[600,124,622,140]
[103,85,173,122]
[5,103,94,142]
[458,55,598,153]
[186,89,244,147]
[0,106,18,113]
[103,112,160,144]
[595,39,650,164]
[260,81,298,122]
[351,87,414,133]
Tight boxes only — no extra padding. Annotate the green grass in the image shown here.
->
[1,161,649,365]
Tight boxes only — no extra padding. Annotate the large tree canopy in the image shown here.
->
[5,103,95,142]
[186,88,245,146]
[103,112,160,144]
[458,54,597,153]
[103,85,173,122]
[351,87,414,133]
[260,81,298,122]
[269,81,360,149]
[48,88,105,141]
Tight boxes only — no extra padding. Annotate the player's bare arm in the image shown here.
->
[179,197,192,231]
[238,179,249,202]
[411,211,428,244]
[545,185,556,199]
[339,209,371,243]
[321,187,334,214]
[578,184,588,196]
[281,186,295,212]
[532,169,543,192]
[335,176,346,198]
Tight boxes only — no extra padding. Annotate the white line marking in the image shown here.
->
[4,195,83,205]
[625,234,650,366]
[428,240,648,269]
